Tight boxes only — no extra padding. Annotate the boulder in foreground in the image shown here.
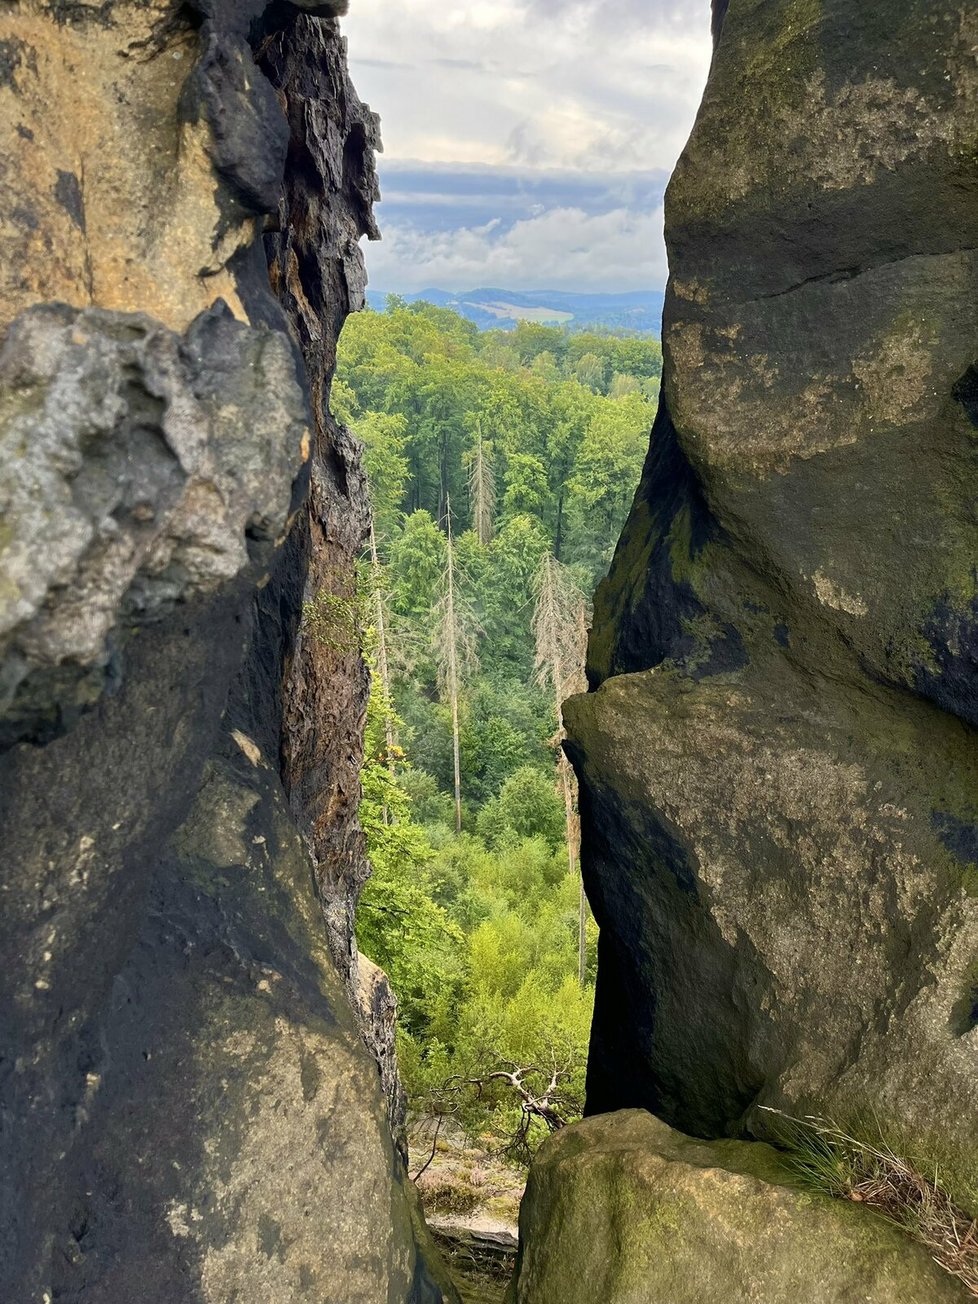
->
[508,1110,967,1303]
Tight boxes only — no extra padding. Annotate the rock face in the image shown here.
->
[509,1110,967,1304]
[566,0,978,1194]
[0,3,453,1301]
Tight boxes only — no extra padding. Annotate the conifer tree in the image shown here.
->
[434,496,479,833]
[466,424,497,545]
[532,553,589,984]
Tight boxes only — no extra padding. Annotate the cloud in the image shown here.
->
[340,0,711,292]
[525,0,707,29]
[374,161,669,233]
[363,203,668,295]
[343,1,712,173]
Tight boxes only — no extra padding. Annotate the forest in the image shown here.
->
[330,299,661,1155]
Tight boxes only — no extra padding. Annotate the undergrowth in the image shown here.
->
[762,1109,978,1298]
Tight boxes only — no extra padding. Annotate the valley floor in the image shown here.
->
[411,1123,521,1303]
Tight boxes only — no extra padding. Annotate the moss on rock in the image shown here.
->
[508,1111,968,1303]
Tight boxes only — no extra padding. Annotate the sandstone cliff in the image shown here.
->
[0,3,453,1301]
[566,0,978,1196]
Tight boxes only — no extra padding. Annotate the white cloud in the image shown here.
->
[342,0,711,174]
[363,204,668,294]
[340,0,712,291]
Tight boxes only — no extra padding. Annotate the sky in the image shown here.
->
[341,0,714,295]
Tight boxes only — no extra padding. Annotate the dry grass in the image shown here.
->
[762,1109,978,1298]
[410,1119,524,1227]
[416,1166,484,1217]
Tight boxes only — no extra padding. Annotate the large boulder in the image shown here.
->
[0,3,453,1301]
[566,0,978,1195]
[508,1110,967,1303]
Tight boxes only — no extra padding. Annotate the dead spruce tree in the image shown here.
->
[532,553,590,985]
[465,423,496,545]
[433,496,479,833]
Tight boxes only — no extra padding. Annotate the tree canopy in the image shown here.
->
[333,299,659,1155]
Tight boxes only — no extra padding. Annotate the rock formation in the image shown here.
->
[0,2,454,1300]
[509,1111,964,1304]
[565,0,978,1202]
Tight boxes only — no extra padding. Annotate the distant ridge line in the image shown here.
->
[364,286,665,336]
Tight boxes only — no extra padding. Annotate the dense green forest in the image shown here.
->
[332,299,660,1152]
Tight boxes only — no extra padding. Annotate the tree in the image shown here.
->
[433,496,479,832]
[423,1059,580,1164]
[573,351,606,393]
[358,411,410,540]
[501,451,549,520]
[566,394,651,580]
[357,675,462,1036]
[476,767,566,852]
[368,522,398,821]
[482,514,549,678]
[532,553,590,984]
[465,423,496,545]
[544,382,594,560]
[389,510,446,621]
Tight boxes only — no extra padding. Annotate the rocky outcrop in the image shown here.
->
[0,3,453,1301]
[566,0,978,1200]
[509,1111,966,1303]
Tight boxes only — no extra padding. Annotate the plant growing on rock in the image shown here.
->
[762,1109,978,1298]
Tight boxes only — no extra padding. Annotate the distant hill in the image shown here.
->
[365,287,665,335]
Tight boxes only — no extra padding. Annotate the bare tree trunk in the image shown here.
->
[532,553,589,985]
[445,497,462,834]
[467,425,496,545]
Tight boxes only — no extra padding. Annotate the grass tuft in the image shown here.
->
[761,1109,978,1298]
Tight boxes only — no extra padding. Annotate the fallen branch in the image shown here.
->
[424,1055,581,1163]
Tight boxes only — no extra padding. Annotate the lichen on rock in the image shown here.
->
[0,300,308,745]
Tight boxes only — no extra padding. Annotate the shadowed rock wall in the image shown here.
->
[567,0,978,1191]
[0,3,453,1300]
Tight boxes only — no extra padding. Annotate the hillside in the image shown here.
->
[365,287,665,335]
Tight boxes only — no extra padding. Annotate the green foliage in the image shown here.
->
[356,668,595,1146]
[338,300,652,1153]
[337,299,658,586]
[477,767,566,852]
[302,590,364,653]
[399,767,456,827]
[357,678,463,1034]
[356,410,410,540]
[388,510,446,623]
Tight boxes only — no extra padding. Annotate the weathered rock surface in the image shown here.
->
[566,0,978,1193]
[0,2,453,1301]
[508,1110,966,1303]
[0,300,307,746]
